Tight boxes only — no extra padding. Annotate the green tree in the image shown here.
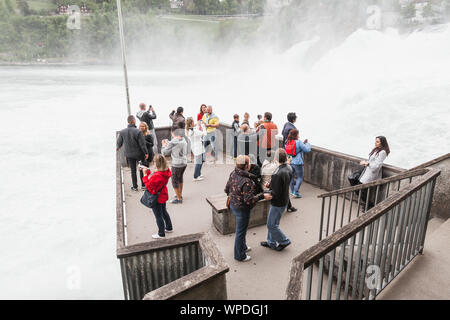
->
[401,2,416,20]
[422,3,434,18]
[16,0,30,15]
[4,0,14,13]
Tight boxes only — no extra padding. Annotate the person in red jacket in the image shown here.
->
[197,104,207,121]
[142,154,173,239]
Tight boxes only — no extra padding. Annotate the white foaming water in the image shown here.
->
[0,25,449,299]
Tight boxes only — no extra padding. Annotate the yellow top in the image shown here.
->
[202,113,219,134]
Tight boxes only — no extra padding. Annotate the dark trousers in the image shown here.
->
[233,136,238,158]
[151,202,173,237]
[127,158,140,188]
[230,204,250,261]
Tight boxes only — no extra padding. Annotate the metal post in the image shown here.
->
[320,198,325,241]
[419,179,437,254]
[116,0,131,116]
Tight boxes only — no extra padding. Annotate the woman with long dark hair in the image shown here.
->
[197,104,207,121]
[359,136,390,184]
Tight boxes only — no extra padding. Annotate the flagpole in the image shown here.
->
[116,0,131,116]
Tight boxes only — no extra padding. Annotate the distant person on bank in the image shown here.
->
[285,129,311,198]
[225,155,272,262]
[261,149,292,251]
[186,117,207,181]
[138,122,154,190]
[136,102,158,155]
[359,136,390,184]
[161,125,187,204]
[142,154,173,239]
[202,105,219,161]
[117,115,149,191]
[197,104,207,122]
[282,112,297,146]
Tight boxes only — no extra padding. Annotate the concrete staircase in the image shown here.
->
[378,217,450,299]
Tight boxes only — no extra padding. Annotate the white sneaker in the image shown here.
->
[152,234,164,239]
[165,229,173,233]
[245,247,252,252]
[199,175,204,179]
[242,255,252,262]
[193,177,204,182]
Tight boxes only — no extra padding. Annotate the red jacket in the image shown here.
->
[142,169,172,203]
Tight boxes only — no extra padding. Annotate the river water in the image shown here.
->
[0,25,449,299]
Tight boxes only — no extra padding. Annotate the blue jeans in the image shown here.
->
[290,164,304,194]
[230,204,250,261]
[194,153,204,179]
[151,202,173,237]
[267,205,290,248]
[204,131,217,159]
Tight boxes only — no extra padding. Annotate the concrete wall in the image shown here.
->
[303,145,404,192]
[117,233,229,300]
[411,153,450,220]
[166,274,227,300]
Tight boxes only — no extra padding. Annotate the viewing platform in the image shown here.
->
[122,161,327,299]
[116,124,450,300]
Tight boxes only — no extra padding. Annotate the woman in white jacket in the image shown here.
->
[186,117,207,181]
[359,136,390,184]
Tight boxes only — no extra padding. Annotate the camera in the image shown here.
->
[138,161,149,170]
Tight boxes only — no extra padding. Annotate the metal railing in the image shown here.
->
[286,168,440,300]
[317,168,428,240]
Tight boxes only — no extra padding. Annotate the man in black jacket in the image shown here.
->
[282,112,297,147]
[261,148,293,251]
[117,115,149,191]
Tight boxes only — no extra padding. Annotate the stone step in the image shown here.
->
[425,217,446,238]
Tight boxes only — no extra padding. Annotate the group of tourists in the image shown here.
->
[116,103,221,239]
[116,103,391,256]
[225,111,314,261]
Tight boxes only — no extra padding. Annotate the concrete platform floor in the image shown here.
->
[121,161,450,300]
[122,161,328,299]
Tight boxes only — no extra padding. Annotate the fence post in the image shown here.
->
[419,179,437,254]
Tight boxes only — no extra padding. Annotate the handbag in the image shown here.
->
[140,178,165,209]
[348,169,363,186]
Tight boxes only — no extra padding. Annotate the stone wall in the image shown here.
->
[303,145,405,192]
[411,153,450,220]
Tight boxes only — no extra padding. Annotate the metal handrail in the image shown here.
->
[317,168,427,198]
[317,167,429,240]
[286,168,440,300]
